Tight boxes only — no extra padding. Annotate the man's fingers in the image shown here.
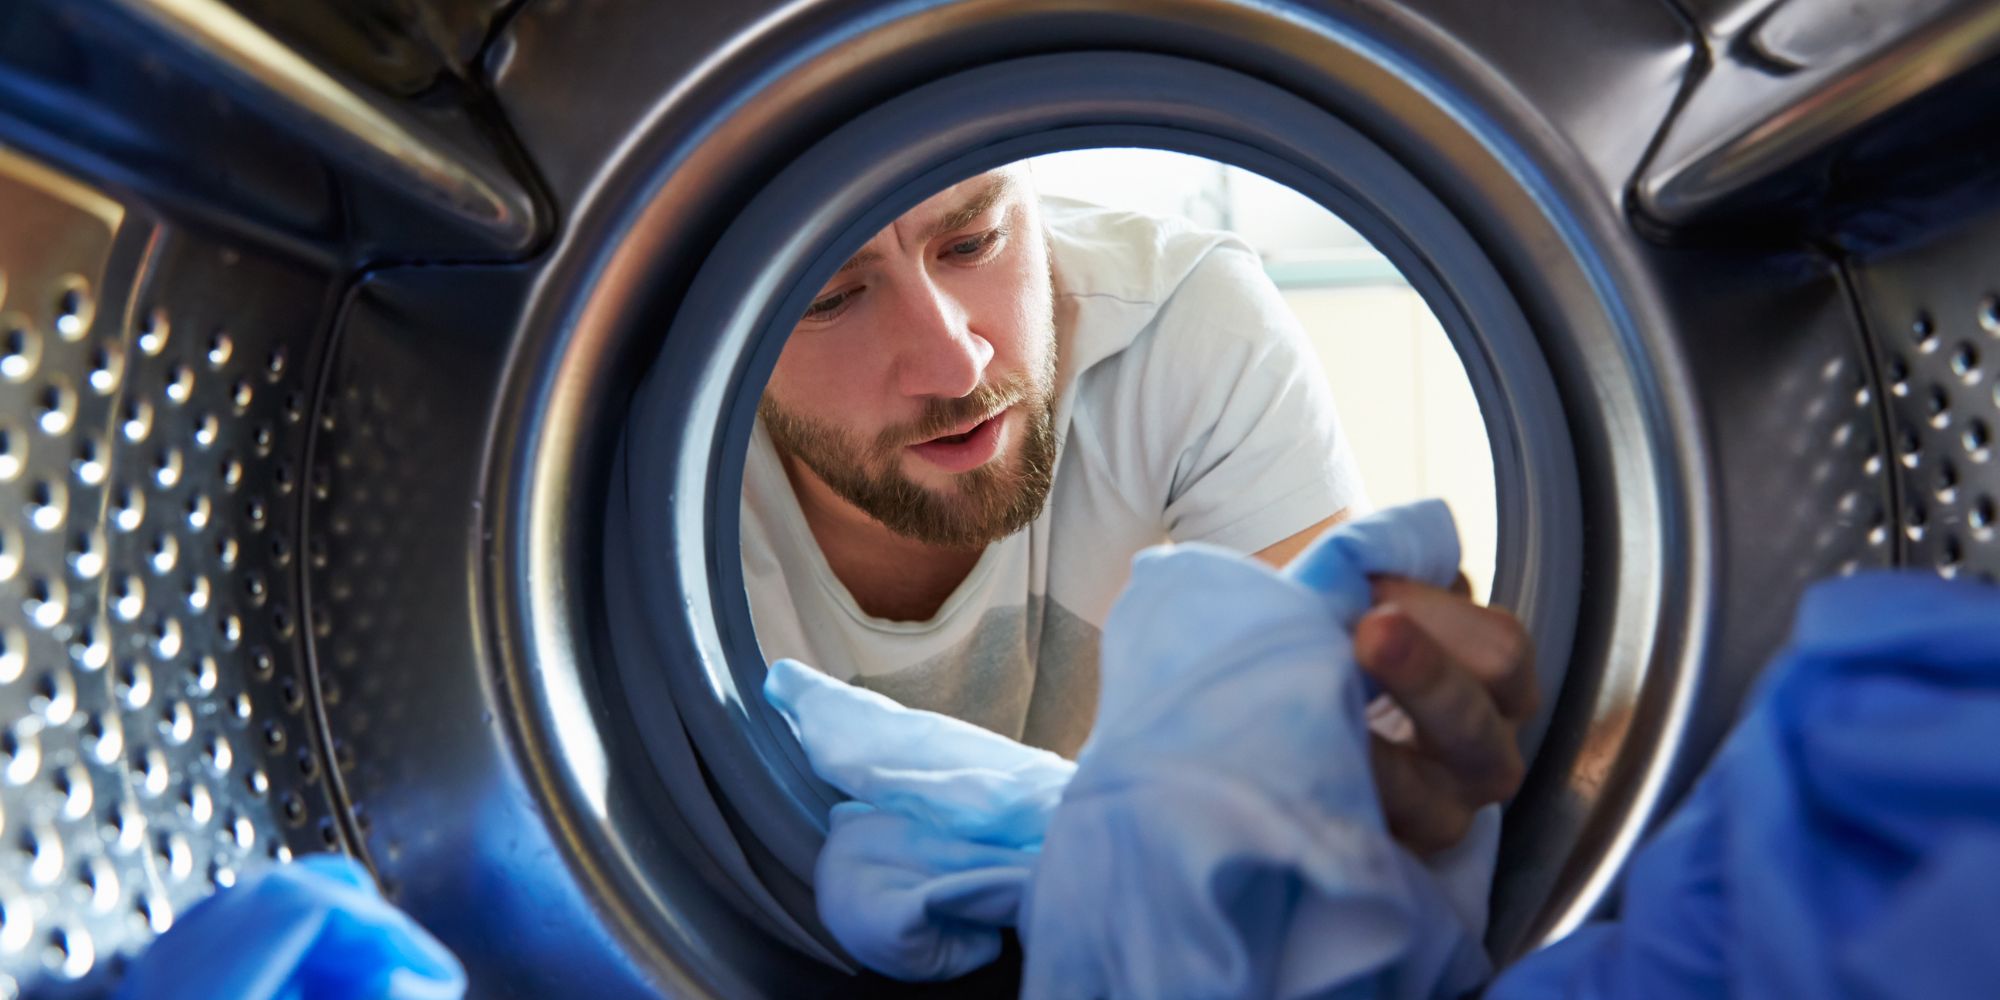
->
[1354,604,1524,804]
[1369,577,1539,723]
[1370,737,1475,856]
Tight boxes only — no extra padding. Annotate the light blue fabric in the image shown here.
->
[766,500,1497,992]
[764,657,1072,978]
[1490,572,2000,1000]
[1019,500,1489,999]
[116,854,465,1000]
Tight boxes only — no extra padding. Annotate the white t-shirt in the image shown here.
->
[741,197,1366,757]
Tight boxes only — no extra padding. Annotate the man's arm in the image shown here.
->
[1254,516,1538,855]
[1250,509,1349,566]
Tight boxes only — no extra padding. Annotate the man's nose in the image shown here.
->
[892,279,992,399]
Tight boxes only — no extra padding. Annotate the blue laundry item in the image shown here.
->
[765,657,1071,978]
[1019,500,1490,999]
[116,853,466,1000]
[1490,572,2000,1000]
[767,500,1497,989]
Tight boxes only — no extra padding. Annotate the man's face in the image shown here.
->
[759,168,1059,548]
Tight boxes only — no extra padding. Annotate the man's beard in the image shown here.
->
[760,350,1059,550]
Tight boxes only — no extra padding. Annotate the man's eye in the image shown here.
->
[945,227,1006,260]
[803,289,853,321]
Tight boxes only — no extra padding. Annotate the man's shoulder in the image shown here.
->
[1046,196,1266,385]
[1044,196,1252,307]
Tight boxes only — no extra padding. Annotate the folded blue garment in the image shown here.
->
[1491,572,2000,1000]
[767,500,1497,991]
[116,853,465,1000]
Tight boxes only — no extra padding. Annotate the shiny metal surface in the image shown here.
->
[0,145,346,997]
[0,0,1995,996]
[99,0,538,252]
[1641,0,2000,224]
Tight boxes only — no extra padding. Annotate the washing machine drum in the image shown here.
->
[0,0,1996,995]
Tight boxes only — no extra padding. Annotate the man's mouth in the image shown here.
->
[918,410,1003,447]
[906,409,1010,473]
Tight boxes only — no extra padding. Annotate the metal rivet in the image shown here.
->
[55,765,91,821]
[116,659,152,711]
[161,700,194,745]
[21,824,62,884]
[1,900,38,952]
[136,748,170,797]
[1,725,41,787]
[164,364,195,404]
[0,629,23,684]
[82,857,118,914]
[230,812,256,850]
[66,621,107,672]
[182,782,213,826]
[148,533,179,575]
[110,573,145,622]
[136,891,171,934]
[136,309,169,356]
[31,671,75,726]
[36,380,76,435]
[66,529,103,579]
[120,399,153,443]
[249,646,274,679]
[112,486,144,532]
[43,924,94,980]
[152,448,184,490]
[53,281,91,340]
[83,715,123,767]
[27,480,64,532]
[1966,419,1992,461]
[85,344,121,394]
[1912,311,1938,351]
[150,616,182,659]
[0,324,40,382]
[0,425,22,481]
[25,577,66,629]
[203,733,232,774]
[184,493,212,531]
[71,439,106,486]
[1952,342,1982,383]
[156,832,193,881]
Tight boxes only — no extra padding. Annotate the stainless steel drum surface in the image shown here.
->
[0,0,1997,996]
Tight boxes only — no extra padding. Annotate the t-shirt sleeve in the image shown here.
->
[1145,246,1367,553]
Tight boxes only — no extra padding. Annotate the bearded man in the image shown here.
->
[741,164,1535,851]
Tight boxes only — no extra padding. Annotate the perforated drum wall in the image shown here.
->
[0,148,346,995]
[1852,209,2000,584]
[1,0,1997,997]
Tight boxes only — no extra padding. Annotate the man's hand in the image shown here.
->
[1353,575,1537,855]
